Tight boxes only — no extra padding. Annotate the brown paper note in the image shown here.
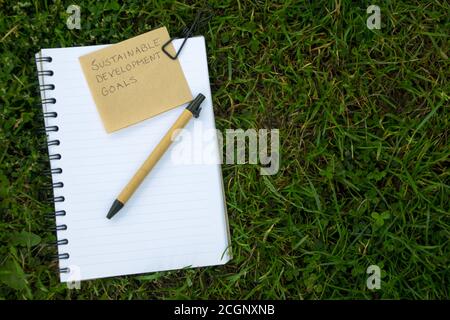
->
[79,26,193,133]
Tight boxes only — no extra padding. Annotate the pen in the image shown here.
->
[106,93,206,219]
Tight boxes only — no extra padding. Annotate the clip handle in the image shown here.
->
[162,36,190,60]
[161,8,213,60]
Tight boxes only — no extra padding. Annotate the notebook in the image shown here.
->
[35,37,231,282]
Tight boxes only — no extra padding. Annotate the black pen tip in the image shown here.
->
[107,199,124,219]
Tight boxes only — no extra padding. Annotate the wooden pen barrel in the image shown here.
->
[117,109,193,203]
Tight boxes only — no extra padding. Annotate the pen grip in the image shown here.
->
[117,109,193,203]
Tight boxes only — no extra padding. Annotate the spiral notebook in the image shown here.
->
[35,37,231,282]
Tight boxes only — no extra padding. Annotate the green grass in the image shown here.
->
[0,0,449,299]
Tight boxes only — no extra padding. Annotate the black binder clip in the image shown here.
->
[162,8,213,60]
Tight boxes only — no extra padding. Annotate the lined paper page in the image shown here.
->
[37,37,231,281]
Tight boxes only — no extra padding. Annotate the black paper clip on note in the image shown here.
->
[162,8,213,60]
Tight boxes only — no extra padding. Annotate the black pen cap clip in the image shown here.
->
[186,94,206,118]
